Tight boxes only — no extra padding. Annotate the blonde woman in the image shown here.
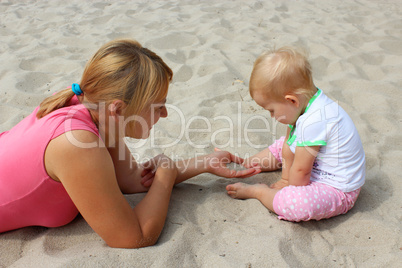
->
[0,39,260,248]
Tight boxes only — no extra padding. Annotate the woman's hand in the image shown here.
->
[140,154,175,188]
[153,154,178,180]
[206,148,261,178]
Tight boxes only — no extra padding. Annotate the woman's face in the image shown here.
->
[130,99,168,139]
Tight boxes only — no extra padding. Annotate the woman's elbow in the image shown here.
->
[106,235,159,249]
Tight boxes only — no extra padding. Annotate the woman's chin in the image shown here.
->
[131,131,151,139]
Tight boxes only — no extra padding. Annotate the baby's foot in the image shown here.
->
[226,182,269,199]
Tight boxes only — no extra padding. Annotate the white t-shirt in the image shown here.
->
[287,88,365,192]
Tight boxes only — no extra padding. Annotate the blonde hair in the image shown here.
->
[250,46,315,101]
[36,39,172,134]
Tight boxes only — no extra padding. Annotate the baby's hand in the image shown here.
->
[241,157,259,169]
[141,168,155,188]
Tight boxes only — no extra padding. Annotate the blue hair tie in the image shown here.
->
[72,83,83,95]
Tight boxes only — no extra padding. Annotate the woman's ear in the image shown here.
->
[109,100,127,117]
[284,94,300,107]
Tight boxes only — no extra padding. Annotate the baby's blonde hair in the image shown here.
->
[250,46,315,101]
[36,39,172,135]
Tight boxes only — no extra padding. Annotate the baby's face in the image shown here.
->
[252,89,302,126]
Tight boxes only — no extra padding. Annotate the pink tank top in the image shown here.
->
[0,96,100,233]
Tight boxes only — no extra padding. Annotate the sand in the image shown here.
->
[0,0,401,267]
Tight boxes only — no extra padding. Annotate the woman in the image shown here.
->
[0,39,260,248]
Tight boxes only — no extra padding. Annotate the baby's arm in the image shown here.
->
[270,128,293,189]
[280,141,293,181]
[242,147,281,172]
[288,146,320,186]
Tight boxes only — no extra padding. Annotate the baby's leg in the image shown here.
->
[273,182,361,222]
[226,183,280,212]
[270,139,293,189]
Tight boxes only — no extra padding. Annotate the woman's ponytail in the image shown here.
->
[36,88,75,119]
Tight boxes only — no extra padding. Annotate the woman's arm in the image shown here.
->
[45,130,177,248]
[174,150,261,184]
[140,150,261,187]
[107,142,150,194]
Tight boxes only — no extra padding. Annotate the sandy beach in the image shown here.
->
[0,0,401,267]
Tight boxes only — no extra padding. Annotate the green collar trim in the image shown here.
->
[286,88,322,147]
[286,125,297,146]
[297,140,327,146]
[304,88,322,114]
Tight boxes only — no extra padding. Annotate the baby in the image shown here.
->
[226,47,365,222]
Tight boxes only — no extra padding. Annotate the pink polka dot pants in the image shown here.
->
[273,182,361,222]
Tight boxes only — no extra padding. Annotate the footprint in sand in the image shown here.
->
[165,50,187,64]
[379,40,402,54]
[173,65,193,83]
[15,72,53,92]
[150,32,198,50]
